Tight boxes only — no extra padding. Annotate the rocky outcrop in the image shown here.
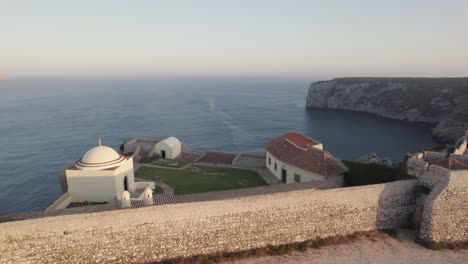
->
[357,153,393,167]
[306,78,468,143]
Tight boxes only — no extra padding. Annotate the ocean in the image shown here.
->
[0,77,435,214]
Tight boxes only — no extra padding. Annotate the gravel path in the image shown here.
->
[233,229,468,264]
[154,182,174,195]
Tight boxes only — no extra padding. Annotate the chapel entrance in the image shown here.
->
[123,176,128,191]
[161,150,166,159]
[281,169,287,183]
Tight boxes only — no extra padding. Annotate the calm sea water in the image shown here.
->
[0,77,435,214]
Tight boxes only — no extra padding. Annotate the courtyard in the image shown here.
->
[136,165,268,195]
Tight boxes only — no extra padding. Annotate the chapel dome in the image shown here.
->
[81,146,120,164]
[75,140,126,170]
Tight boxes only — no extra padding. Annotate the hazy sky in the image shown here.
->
[1,0,468,78]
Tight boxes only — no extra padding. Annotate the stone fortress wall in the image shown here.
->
[0,173,466,264]
[1,180,417,264]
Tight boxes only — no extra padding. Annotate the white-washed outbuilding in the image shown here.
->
[154,137,182,159]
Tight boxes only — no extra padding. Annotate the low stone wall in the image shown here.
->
[0,180,417,264]
[407,157,451,189]
[45,192,71,211]
[122,138,138,153]
[407,158,429,177]
[423,166,452,189]
[424,151,447,160]
[420,173,468,244]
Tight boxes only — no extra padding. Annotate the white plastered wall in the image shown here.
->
[65,157,136,202]
[265,151,343,186]
[154,138,182,159]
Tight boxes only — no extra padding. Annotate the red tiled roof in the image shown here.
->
[266,133,347,177]
[284,132,320,149]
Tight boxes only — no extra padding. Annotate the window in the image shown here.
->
[274,163,277,171]
[268,157,271,165]
[294,174,301,183]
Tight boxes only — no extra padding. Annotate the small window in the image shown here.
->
[268,157,271,165]
[274,163,277,171]
[294,174,301,183]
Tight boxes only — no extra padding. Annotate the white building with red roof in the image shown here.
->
[265,132,348,186]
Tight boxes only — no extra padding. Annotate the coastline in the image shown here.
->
[306,78,468,144]
[305,107,443,143]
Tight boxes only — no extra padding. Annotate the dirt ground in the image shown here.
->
[232,230,467,264]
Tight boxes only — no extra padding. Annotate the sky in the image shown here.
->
[1,0,468,78]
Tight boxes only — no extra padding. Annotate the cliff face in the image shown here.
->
[306,78,468,143]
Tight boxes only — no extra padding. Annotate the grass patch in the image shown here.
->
[153,185,164,194]
[343,160,415,187]
[136,165,267,195]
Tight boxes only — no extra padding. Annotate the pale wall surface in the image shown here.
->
[154,139,182,159]
[67,175,117,202]
[0,180,416,264]
[65,158,135,202]
[454,140,467,155]
[266,151,343,186]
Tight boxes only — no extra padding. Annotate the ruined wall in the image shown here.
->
[420,172,468,244]
[0,180,417,264]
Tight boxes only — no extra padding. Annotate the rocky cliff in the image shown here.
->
[306,78,468,143]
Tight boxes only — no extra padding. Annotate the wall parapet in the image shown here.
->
[0,180,417,264]
[420,173,468,243]
[45,192,72,211]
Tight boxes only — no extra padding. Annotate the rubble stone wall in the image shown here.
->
[420,172,468,243]
[0,180,417,264]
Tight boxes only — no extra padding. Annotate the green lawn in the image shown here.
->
[153,185,164,194]
[343,160,415,187]
[136,165,268,195]
[149,160,188,168]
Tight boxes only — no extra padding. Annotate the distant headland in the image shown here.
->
[0,76,8,81]
[306,77,468,143]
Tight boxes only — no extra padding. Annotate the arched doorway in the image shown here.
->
[123,176,128,191]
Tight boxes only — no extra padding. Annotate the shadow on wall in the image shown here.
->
[376,180,417,231]
[417,177,449,242]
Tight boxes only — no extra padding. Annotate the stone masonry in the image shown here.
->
[407,146,468,244]
[419,172,468,243]
[0,180,417,264]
